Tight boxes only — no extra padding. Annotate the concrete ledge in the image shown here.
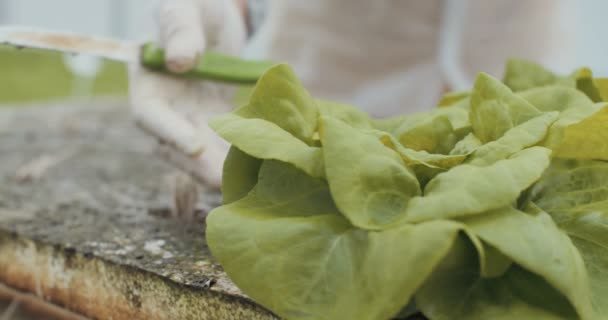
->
[0,231,273,319]
[0,101,276,319]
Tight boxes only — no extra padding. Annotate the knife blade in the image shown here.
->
[0,26,274,85]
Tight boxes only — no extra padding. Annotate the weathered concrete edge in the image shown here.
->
[0,231,278,320]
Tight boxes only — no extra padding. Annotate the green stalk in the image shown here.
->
[140,43,274,85]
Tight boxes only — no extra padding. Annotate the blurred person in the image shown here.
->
[129,0,574,189]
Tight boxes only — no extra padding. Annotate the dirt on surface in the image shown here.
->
[0,100,228,287]
[0,100,276,319]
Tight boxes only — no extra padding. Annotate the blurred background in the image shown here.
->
[0,0,152,105]
[1,0,608,106]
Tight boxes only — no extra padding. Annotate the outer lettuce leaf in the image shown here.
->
[405,147,551,222]
[316,100,372,129]
[467,112,558,166]
[450,97,472,109]
[529,159,608,316]
[503,59,574,92]
[594,78,608,101]
[320,117,420,229]
[481,243,513,278]
[221,147,262,204]
[529,159,608,241]
[207,160,466,320]
[553,105,608,160]
[570,238,608,316]
[470,73,541,143]
[434,107,471,132]
[518,85,593,112]
[542,103,602,152]
[502,60,603,102]
[211,113,325,178]
[463,207,596,319]
[210,64,326,178]
[371,114,417,135]
[574,67,603,103]
[416,235,580,320]
[234,64,318,144]
[438,90,470,107]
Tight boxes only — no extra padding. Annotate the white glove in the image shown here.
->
[129,0,247,189]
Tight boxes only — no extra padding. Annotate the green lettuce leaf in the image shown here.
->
[518,86,593,112]
[207,160,466,320]
[221,147,263,204]
[394,107,470,154]
[573,67,603,103]
[210,64,326,178]
[438,90,470,107]
[375,131,468,169]
[502,59,574,92]
[570,238,608,316]
[481,243,513,278]
[320,117,420,229]
[375,130,469,185]
[405,147,551,222]
[541,103,602,152]
[210,113,325,178]
[416,234,581,320]
[528,159,608,316]
[462,207,596,319]
[467,112,558,166]
[502,60,603,103]
[234,64,318,144]
[552,105,608,160]
[317,100,372,129]
[528,159,608,240]
[371,115,413,134]
[449,133,482,156]
[594,78,608,101]
[470,73,541,143]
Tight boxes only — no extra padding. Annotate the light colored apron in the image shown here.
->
[248,0,574,117]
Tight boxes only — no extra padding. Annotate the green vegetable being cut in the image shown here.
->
[0,26,274,85]
[207,59,608,320]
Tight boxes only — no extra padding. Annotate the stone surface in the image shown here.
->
[0,100,277,319]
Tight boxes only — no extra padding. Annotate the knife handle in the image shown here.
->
[140,43,274,85]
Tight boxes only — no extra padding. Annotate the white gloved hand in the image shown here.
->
[129,0,247,189]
